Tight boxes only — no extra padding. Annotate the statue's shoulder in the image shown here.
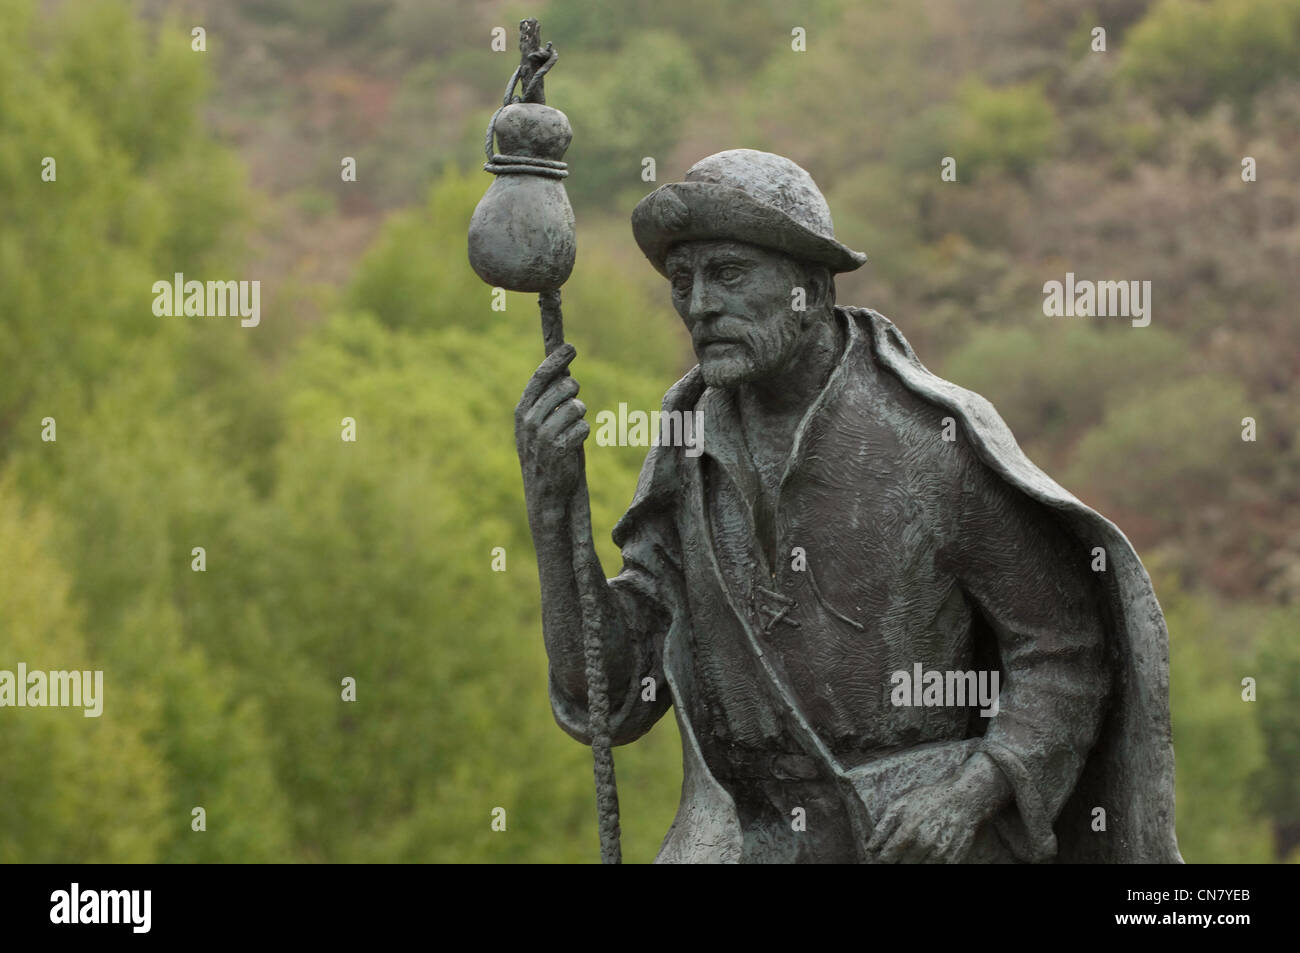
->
[844,305,1103,520]
[835,305,966,456]
[841,305,973,407]
[843,304,1017,451]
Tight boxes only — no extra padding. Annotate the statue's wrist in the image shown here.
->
[958,752,1013,820]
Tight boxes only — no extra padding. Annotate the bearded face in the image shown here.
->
[665,240,826,389]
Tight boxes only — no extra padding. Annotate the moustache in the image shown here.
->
[692,326,749,351]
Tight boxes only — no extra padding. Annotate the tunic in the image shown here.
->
[549,306,1177,863]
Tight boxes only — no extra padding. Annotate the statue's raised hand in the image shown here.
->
[515,343,589,515]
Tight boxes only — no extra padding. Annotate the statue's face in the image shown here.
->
[665,240,811,389]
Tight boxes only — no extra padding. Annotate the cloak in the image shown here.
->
[602,305,1182,863]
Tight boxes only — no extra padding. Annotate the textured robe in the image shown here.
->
[550,306,1182,864]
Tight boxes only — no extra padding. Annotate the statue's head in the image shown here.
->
[632,149,866,388]
[663,239,832,387]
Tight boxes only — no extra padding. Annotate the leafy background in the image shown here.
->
[0,0,1296,862]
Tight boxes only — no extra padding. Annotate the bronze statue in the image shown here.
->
[476,21,1181,864]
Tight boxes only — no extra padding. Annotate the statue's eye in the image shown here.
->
[671,275,692,296]
[717,265,743,282]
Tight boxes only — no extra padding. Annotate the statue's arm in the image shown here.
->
[944,463,1112,858]
[516,345,675,746]
[534,500,676,747]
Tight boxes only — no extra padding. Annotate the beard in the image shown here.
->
[695,312,807,390]
[699,347,762,389]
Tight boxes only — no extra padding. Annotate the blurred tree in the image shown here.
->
[185,314,683,861]
[235,0,394,44]
[0,0,246,458]
[1064,375,1250,530]
[1159,570,1274,862]
[2,0,1295,865]
[545,30,702,211]
[951,79,1059,181]
[1252,618,1300,860]
[1122,0,1300,113]
[939,323,1188,455]
[0,478,170,863]
[10,348,295,862]
[348,168,687,378]
[542,0,842,79]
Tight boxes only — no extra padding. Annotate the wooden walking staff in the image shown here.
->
[467,18,622,864]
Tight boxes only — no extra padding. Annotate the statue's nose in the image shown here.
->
[688,275,723,321]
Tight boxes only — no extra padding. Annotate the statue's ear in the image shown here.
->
[816,269,837,306]
[806,266,833,310]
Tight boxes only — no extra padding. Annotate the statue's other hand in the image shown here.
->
[866,775,990,864]
[515,343,589,508]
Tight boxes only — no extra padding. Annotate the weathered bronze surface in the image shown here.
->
[481,21,1181,864]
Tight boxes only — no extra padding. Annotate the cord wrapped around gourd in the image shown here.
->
[468,50,575,293]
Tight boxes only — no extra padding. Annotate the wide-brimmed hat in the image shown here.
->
[631,149,867,278]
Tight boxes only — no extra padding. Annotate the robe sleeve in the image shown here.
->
[942,453,1111,862]
[547,495,682,747]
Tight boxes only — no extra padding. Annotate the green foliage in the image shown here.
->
[5,300,686,862]
[237,0,393,42]
[0,0,246,458]
[939,323,1188,452]
[1252,617,1300,855]
[0,480,170,863]
[345,167,486,333]
[348,169,688,379]
[952,80,1059,181]
[1122,0,1300,112]
[740,0,933,181]
[542,0,843,79]
[1160,572,1274,862]
[10,345,295,862]
[205,314,681,861]
[1064,375,1249,527]
[2,0,1295,865]
[545,30,702,210]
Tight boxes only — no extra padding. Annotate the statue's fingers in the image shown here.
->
[517,343,577,418]
[876,814,920,864]
[523,375,579,430]
[942,828,974,864]
[896,822,938,864]
[561,419,590,452]
[538,398,587,445]
[924,823,956,864]
[865,804,903,853]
